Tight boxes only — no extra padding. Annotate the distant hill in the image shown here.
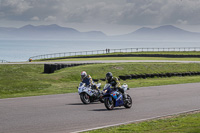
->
[0,24,107,40]
[117,25,200,40]
[0,24,200,40]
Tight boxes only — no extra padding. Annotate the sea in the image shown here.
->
[1,40,200,62]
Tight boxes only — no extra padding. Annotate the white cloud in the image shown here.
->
[177,19,188,25]
[30,16,40,21]
[44,16,57,21]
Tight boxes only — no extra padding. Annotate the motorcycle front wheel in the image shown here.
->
[80,93,90,104]
[124,94,132,108]
[104,97,114,110]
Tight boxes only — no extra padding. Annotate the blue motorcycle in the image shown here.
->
[103,83,132,110]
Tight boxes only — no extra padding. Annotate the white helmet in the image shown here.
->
[81,71,87,79]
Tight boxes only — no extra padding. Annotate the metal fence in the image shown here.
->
[29,47,200,60]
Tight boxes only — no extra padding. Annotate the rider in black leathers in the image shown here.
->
[105,72,127,100]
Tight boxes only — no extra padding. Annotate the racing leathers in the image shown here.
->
[82,75,98,90]
[106,77,127,99]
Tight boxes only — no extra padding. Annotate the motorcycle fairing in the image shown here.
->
[114,94,124,107]
[110,91,118,99]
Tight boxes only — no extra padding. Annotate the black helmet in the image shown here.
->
[106,72,113,81]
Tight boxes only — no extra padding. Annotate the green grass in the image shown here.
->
[1,62,200,98]
[85,112,200,133]
[103,51,200,55]
[0,64,77,98]
[34,51,200,62]
[41,57,200,62]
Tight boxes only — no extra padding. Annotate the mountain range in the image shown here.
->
[0,24,200,40]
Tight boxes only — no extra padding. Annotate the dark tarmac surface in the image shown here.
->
[0,83,200,133]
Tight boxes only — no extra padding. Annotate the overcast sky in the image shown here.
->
[0,0,200,35]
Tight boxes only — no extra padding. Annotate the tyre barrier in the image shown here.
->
[118,71,200,80]
[44,63,96,74]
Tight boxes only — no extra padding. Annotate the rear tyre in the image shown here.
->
[124,94,132,108]
[104,97,114,110]
[80,93,90,104]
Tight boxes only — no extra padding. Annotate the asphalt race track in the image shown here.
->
[0,83,200,133]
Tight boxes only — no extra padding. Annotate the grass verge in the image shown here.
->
[85,111,200,133]
[40,57,200,62]
[34,51,200,62]
[1,62,200,98]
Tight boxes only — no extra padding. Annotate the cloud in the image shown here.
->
[0,0,32,15]
[44,16,56,21]
[0,0,200,26]
[30,16,39,21]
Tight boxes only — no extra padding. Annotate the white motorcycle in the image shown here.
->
[78,82,104,104]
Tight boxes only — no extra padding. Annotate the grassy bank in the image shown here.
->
[34,51,200,62]
[1,63,200,98]
[85,111,200,133]
[40,57,200,62]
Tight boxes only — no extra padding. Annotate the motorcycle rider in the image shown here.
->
[105,72,128,100]
[81,71,98,90]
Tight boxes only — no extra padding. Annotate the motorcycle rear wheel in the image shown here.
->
[124,94,132,108]
[104,98,114,110]
[80,93,90,104]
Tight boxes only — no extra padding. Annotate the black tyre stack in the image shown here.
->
[118,71,200,80]
[43,63,95,74]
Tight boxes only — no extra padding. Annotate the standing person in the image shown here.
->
[105,72,127,100]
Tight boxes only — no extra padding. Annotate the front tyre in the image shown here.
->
[80,93,90,104]
[124,94,132,108]
[104,97,114,110]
